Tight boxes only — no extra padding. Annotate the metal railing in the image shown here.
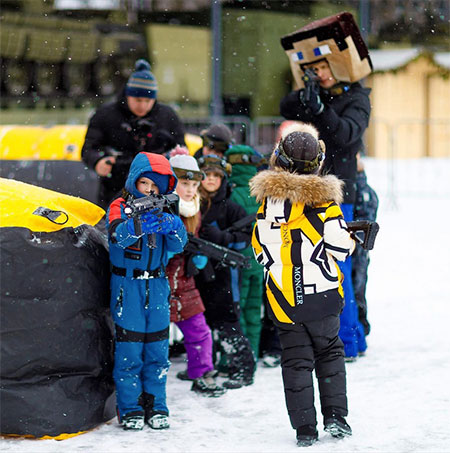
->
[183,116,252,148]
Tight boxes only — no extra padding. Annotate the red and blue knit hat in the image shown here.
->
[125,59,158,99]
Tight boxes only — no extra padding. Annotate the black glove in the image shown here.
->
[200,224,233,247]
[300,79,324,115]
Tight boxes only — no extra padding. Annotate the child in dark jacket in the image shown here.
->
[251,123,355,446]
[106,152,187,431]
[166,147,226,397]
[352,154,379,336]
[194,154,256,389]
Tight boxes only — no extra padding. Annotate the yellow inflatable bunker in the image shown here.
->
[0,178,115,439]
[0,125,202,206]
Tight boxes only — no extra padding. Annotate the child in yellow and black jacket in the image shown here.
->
[250,123,355,447]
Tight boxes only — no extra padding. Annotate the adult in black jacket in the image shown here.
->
[280,59,370,360]
[194,155,256,389]
[82,59,185,208]
[279,61,371,205]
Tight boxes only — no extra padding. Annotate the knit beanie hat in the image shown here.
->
[271,123,325,174]
[125,59,158,99]
[169,146,205,181]
[139,171,169,194]
[201,124,233,153]
[197,154,232,177]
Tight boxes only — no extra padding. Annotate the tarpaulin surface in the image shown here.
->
[0,179,115,438]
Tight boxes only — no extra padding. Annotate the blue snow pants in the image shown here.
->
[110,274,171,419]
[338,204,367,358]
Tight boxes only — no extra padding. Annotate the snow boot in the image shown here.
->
[176,369,193,381]
[222,375,254,389]
[147,413,170,430]
[262,353,281,368]
[324,415,352,438]
[191,370,226,397]
[344,355,358,363]
[121,411,145,431]
[296,425,318,447]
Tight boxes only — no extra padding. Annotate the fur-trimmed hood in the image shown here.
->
[250,169,344,206]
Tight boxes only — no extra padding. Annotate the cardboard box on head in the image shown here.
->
[281,11,372,89]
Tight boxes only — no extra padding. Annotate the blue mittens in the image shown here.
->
[192,254,208,269]
[141,212,183,235]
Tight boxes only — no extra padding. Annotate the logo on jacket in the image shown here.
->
[293,266,304,305]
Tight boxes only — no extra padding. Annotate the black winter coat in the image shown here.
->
[81,94,185,207]
[279,82,371,204]
[194,179,251,327]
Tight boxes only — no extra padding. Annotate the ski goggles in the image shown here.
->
[173,167,205,181]
[227,153,268,167]
[197,156,232,176]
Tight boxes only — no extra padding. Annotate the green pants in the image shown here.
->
[239,267,264,355]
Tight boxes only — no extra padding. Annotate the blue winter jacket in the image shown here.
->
[106,152,187,275]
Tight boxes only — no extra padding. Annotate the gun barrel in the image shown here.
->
[186,235,250,269]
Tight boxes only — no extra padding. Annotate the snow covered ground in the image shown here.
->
[1,158,450,452]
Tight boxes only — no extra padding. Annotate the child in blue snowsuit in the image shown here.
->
[106,152,187,431]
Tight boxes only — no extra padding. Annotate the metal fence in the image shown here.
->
[183,115,284,155]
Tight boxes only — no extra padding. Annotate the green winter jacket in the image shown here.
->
[226,145,261,269]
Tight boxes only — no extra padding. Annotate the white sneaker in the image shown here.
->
[148,414,170,430]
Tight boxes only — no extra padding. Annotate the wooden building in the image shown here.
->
[366,49,450,158]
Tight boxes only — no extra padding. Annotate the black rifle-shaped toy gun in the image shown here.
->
[302,67,320,103]
[224,214,380,251]
[185,234,251,278]
[124,192,180,248]
[347,220,380,251]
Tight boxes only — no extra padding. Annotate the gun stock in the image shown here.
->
[347,220,379,251]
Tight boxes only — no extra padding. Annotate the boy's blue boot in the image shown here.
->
[121,410,145,430]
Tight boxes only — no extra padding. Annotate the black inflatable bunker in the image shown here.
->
[0,178,115,439]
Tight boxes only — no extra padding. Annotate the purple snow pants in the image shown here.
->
[176,312,214,379]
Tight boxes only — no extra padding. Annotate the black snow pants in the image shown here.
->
[211,321,256,381]
[277,314,348,429]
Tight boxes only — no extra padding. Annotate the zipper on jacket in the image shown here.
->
[115,287,124,317]
[145,279,150,309]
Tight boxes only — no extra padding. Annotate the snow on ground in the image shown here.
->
[1,158,450,452]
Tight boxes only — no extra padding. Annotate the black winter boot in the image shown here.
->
[324,415,352,438]
[222,375,254,389]
[176,369,193,381]
[296,425,318,447]
[191,371,226,397]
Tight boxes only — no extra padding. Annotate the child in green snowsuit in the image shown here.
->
[225,145,265,355]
